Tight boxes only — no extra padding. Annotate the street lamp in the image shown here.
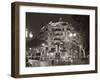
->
[69,33,77,38]
[69,33,73,37]
[73,33,77,37]
[29,32,33,38]
[29,48,32,50]
[42,43,45,47]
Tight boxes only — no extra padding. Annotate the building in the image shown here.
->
[26,20,87,67]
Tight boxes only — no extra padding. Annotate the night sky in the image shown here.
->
[26,12,89,51]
